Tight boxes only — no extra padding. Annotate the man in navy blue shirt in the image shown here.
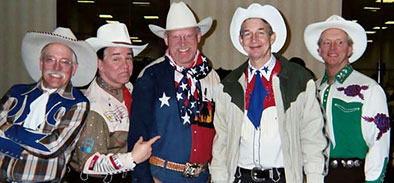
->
[128,1,220,182]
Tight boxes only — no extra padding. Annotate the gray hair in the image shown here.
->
[317,29,354,46]
[40,43,77,64]
[164,27,201,39]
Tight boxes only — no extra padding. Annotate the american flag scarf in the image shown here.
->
[167,52,211,125]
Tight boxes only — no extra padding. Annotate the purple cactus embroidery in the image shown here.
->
[337,85,369,100]
[363,113,390,140]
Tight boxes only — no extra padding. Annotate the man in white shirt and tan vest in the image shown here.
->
[304,15,391,183]
[210,3,328,183]
[67,23,160,183]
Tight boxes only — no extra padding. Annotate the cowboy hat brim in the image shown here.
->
[230,4,287,56]
[21,31,98,87]
[148,17,213,38]
[304,15,367,63]
[86,38,148,56]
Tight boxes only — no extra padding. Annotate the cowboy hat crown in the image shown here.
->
[148,1,213,38]
[86,23,148,56]
[21,27,98,87]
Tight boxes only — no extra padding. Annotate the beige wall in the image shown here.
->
[0,0,56,96]
[176,0,342,79]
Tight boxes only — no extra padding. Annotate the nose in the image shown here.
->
[330,42,338,50]
[251,33,258,43]
[54,60,62,70]
[120,59,129,69]
[180,35,186,46]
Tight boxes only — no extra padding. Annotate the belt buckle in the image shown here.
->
[183,163,203,178]
[251,167,265,182]
[271,168,281,182]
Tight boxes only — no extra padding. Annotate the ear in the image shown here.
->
[347,44,354,58]
[197,31,202,43]
[98,59,104,72]
[318,48,322,57]
[39,58,44,72]
[239,35,244,47]
[164,33,169,46]
[270,32,276,46]
[71,63,78,76]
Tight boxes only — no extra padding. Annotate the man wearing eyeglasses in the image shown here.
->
[0,27,97,182]
[128,2,220,182]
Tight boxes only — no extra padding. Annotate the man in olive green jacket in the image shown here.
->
[210,3,328,183]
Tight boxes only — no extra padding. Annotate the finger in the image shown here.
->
[137,136,144,143]
[147,136,160,145]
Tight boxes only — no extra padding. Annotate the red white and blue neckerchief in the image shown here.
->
[167,51,211,125]
[245,58,280,129]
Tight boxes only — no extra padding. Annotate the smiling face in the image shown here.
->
[40,43,78,89]
[164,27,201,68]
[239,18,276,66]
[318,28,353,74]
[98,47,133,88]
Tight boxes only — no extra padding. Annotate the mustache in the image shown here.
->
[44,70,66,79]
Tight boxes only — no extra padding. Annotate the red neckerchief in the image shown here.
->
[123,86,132,116]
[245,58,281,110]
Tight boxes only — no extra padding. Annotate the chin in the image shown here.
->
[117,78,130,85]
[45,83,64,89]
[43,80,67,89]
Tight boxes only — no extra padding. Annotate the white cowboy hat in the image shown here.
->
[86,22,148,56]
[21,27,98,87]
[148,1,213,38]
[230,3,287,56]
[304,15,367,63]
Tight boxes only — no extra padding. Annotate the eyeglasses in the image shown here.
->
[241,30,269,40]
[167,33,197,42]
[43,56,74,67]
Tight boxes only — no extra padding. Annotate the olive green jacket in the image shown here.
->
[210,53,328,183]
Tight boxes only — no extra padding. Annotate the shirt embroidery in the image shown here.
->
[321,63,353,85]
[362,113,390,140]
[337,84,369,100]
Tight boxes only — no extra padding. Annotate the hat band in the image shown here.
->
[112,41,132,46]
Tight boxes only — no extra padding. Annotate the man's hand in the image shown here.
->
[131,136,160,164]
[0,123,13,132]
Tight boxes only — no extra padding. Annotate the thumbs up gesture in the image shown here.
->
[131,136,160,164]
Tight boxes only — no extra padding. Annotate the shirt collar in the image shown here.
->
[320,63,353,85]
[40,82,57,94]
[248,53,276,82]
[24,80,75,100]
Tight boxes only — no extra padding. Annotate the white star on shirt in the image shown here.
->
[180,82,188,91]
[176,92,183,101]
[190,101,196,108]
[181,112,191,125]
[159,92,170,108]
